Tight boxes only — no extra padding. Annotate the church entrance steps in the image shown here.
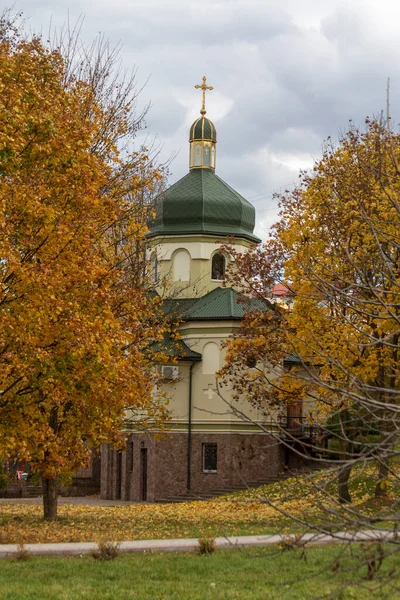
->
[156,463,329,503]
[156,474,294,503]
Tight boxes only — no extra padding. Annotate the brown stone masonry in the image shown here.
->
[101,431,285,501]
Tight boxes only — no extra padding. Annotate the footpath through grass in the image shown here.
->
[0,465,397,544]
[0,546,399,600]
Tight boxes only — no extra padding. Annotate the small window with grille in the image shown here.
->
[202,443,217,473]
[211,253,226,281]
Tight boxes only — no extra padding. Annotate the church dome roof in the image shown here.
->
[147,76,260,244]
[189,117,217,142]
[148,169,260,243]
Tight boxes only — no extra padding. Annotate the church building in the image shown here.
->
[100,78,286,501]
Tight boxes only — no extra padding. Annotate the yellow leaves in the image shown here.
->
[0,500,278,544]
[0,464,396,544]
[0,32,170,487]
[223,120,400,441]
[377,479,390,492]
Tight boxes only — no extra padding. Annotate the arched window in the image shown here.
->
[202,342,220,374]
[211,253,226,281]
[194,144,201,167]
[172,249,190,282]
[203,143,211,166]
[151,253,158,283]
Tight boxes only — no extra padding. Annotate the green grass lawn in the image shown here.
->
[1,463,399,600]
[0,546,398,600]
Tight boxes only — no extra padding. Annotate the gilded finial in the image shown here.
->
[194,76,213,116]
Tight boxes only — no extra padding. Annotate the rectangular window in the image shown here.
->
[202,443,217,473]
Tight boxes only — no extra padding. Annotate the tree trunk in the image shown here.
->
[338,464,352,504]
[43,477,58,520]
[338,413,352,504]
[373,345,394,498]
[375,456,390,497]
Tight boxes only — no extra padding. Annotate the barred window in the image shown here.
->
[211,253,225,281]
[202,443,217,473]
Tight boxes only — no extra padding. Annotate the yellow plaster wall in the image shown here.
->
[157,326,316,434]
[158,322,268,433]
[149,235,253,299]
[146,234,315,434]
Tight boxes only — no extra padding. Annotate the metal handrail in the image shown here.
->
[276,416,321,439]
[259,417,322,440]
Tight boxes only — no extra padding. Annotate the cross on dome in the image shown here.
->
[194,76,213,116]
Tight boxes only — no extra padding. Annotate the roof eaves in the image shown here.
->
[186,315,243,322]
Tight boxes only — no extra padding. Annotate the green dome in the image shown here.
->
[148,169,260,243]
[189,117,217,142]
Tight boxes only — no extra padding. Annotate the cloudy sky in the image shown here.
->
[10,0,400,238]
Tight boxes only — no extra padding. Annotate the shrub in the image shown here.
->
[91,541,120,561]
[14,544,30,561]
[198,537,216,555]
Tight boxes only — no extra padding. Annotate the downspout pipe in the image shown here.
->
[187,361,195,492]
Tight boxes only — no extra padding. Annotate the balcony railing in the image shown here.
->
[276,416,321,440]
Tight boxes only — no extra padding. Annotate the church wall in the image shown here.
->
[177,329,263,427]
[152,324,270,429]
[186,432,283,495]
[99,353,315,502]
[102,431,284,501]
[154,363,192,427]
[172,249,191,282]
[151,236,252,261]
[158,256,224,299]
[96,327,312,502]
[99,324,287,501]
[150,236,252,298]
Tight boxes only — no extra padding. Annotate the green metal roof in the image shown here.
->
[162,298,198,319]
[152,334,202,362]
[189,117,217,142]
[185,287,272,321]
[148,169,260,243]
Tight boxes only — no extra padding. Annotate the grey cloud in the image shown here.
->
[11,0,400,240]
[144,97,185,139]
[93,2,298,49]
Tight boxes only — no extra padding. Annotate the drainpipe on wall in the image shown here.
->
[187,361,195,492]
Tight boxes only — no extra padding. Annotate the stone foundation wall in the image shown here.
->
[101,431,285,501]
[188,433,283,496]
[0,452,102,498]
[0,482,30,498]
[67,451,101,497]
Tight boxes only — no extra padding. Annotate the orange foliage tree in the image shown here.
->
[221,118,400,505]
[0,23,168,519]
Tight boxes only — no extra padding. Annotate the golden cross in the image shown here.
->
[194,76,213,115]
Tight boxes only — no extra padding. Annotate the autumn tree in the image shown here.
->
[216,118,400,590]
[221,116,399,509]
[0,19,168,519]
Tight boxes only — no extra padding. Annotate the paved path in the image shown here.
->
[0,496,141,506]
[0,530,395,558]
